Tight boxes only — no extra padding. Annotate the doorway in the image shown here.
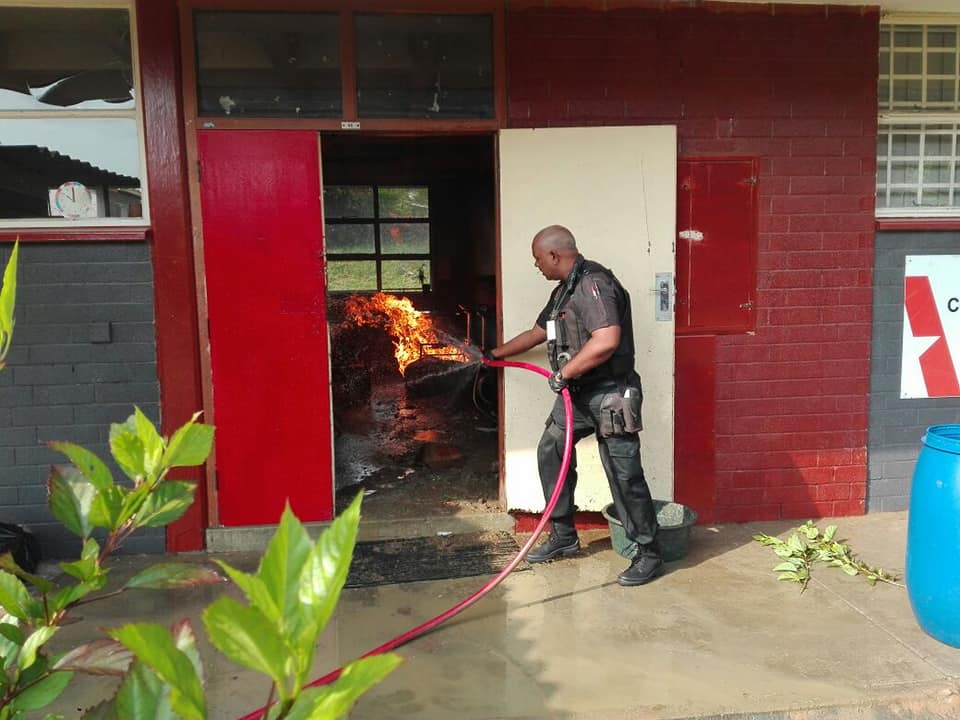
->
[321,134,501,521]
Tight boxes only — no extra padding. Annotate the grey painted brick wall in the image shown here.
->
[868,231,960,512]
[0,242,164,557]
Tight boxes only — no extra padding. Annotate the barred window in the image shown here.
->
[878,21,960,216]
[323,186,431,293]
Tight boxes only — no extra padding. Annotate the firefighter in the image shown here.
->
[484,225,662,586]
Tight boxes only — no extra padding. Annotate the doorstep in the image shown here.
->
[204,511,516,553]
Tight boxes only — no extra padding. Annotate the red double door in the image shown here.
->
[197,131,333,526]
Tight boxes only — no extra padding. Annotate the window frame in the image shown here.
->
[179,1,505,132]
[877,15,960,219]
[0,0,150,230]
[323,184,431,294]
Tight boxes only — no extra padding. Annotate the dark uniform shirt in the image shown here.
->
[535,255,635,385]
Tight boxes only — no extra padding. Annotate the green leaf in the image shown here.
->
[49,578,107,615]
[133,482,197,528]
[108,623,205,720]
[19,626,57,670]
[772,561,800,573]
[133,408,164,478]
[53,638,133,676]
[48,441,114,491]
[0,570,34,620]
[293,493,362,677]
[80,699,120,719]
[202,596,290,695]
[89,485,128,532]
[215,561,278,623]
[48,465,96,539]
[114,661,171,719]
[286,654,402,720]
[9,670,72,711]
[777,571,801,581]
[59,538,102,582]
[109,418,146,482]
[842,564,859,576]
[162,415,214,468]
[124,563,224,591]
[823,525,838,542]
[258,504,313,630]
[170,620,203,687]
[0,553,55,593]
[0,618,24,670]
[0,241,18,362]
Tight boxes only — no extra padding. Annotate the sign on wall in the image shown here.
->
[902,255,960,399]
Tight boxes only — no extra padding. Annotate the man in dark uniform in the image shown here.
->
[484,225,663,586]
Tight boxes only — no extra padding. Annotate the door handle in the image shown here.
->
[740,302,754,310]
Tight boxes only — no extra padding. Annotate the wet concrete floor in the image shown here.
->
[44,511,960,719]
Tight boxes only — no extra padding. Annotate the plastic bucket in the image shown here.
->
[603,501,697,562]
[906,424,960,647]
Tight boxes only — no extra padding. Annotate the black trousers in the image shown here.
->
[537,381,660,556]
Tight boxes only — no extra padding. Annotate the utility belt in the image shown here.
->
[569,371,644,436]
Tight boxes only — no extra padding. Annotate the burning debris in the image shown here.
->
[341,292,468,375]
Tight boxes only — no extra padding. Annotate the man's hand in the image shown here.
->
[547,369,568,393]
[481,349,498,364]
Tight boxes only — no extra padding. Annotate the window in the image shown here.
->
[878,21,960,216]
[194,11,341,118]
[323,186,430,293]
[192,10,496,122]
[0,2,147,225]
[354,14,494,119]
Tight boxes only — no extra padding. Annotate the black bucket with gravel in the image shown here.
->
[602,500,698,562]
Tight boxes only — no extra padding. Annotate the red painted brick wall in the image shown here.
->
[506,2,878,522]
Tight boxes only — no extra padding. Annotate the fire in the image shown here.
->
[342,293,466,375]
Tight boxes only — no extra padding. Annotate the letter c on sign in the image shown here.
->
[949,297,959,312]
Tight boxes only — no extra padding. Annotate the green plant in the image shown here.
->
[0,409,221,717]
[754,520,904,592]
[0,244,400,718]
[0,241,18,371]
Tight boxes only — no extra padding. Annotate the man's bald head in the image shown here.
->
[531,225,579,281]
[533,225,578,255]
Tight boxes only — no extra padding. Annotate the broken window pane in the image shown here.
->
[355,14,494,119]
[0,118,142,220]
[0,7,133,111]
[195,11,341,117]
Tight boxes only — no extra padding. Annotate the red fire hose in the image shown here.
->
[238,359,574,720]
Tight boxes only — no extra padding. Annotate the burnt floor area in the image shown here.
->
[333,360,500,520]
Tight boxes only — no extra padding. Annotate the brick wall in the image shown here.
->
[868,231,960,512]
[0,242,163,556]
[507,2,879,522]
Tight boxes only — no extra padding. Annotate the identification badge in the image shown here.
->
[546,320,557,341]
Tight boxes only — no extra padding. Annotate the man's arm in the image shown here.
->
[557,325,620,380]
[487,325,548,360]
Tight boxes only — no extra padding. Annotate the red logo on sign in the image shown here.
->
[904,275,960,397]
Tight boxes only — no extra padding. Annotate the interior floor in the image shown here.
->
[333,363,500,520]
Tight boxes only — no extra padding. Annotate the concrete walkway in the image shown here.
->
[44,511,960,719]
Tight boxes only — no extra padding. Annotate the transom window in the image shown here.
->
[878,21,960,216]
[0,1,147,226]
[323,186,431,293]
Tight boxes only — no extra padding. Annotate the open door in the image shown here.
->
[198,130,333,526]
[498,126,677,511]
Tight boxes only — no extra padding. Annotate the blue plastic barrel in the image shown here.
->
[906,424,960,647]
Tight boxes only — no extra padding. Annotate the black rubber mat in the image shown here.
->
[345,530,529,588]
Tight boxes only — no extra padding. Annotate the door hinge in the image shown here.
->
[745,176,758,185]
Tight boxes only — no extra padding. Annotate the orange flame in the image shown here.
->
[343,293,466,375]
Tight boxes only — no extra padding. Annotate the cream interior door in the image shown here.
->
[498,126,676,511]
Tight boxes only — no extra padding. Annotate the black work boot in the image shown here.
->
[617,552,664,586]
[526,528,580,564]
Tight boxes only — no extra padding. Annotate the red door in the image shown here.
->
[676,158,758,334]
[198,131,333,526]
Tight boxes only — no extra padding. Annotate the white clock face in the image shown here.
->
[53,181,95,219]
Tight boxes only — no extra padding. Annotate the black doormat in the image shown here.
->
[345,530,529,589]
